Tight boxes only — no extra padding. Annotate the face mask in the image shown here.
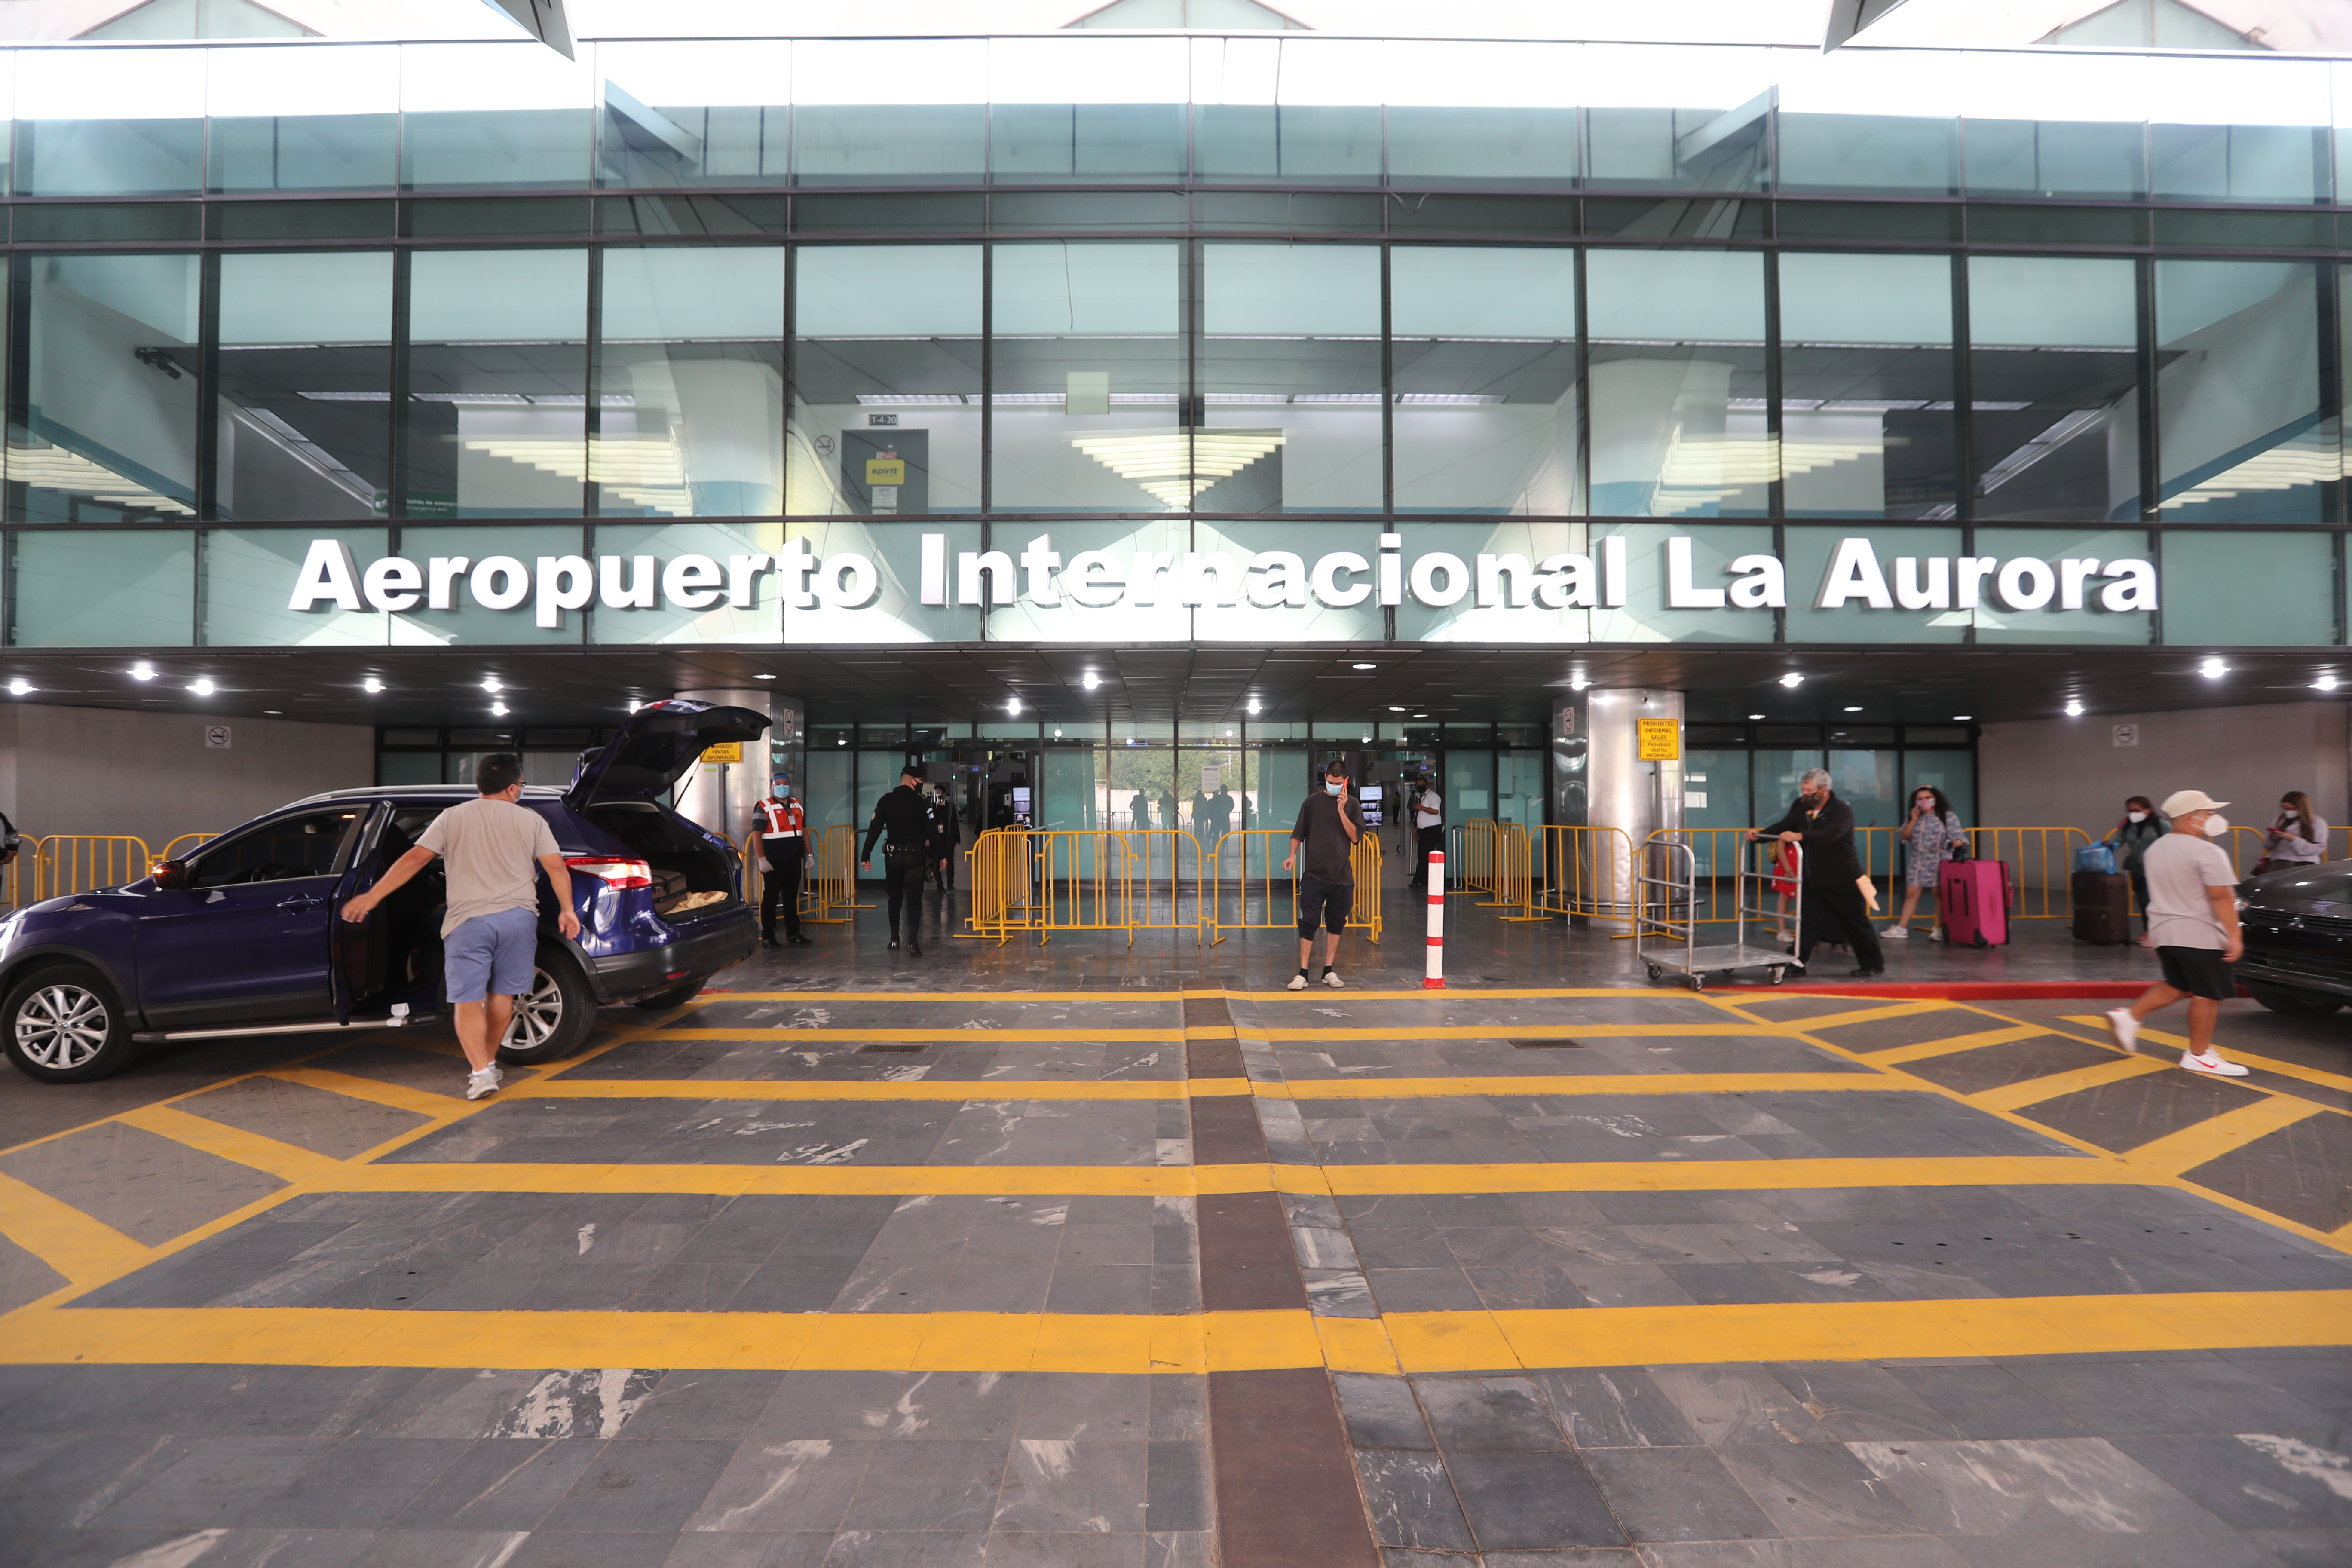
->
[2281,810,2298,821]
[1325,781,1344,796]
[2126,811,2146,823]
[1915,800,1933,812]
[2203,814,2229,838]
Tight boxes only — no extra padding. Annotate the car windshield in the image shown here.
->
[188,808,368,888]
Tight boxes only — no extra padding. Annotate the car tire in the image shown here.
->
[3,962,138,1083]
[631,977,706,1012]
[2248,983,2344,1017]
[495,946,598,1066]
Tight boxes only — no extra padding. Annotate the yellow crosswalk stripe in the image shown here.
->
[1969,1054,2173,1113]
[0,1170,150,1289]
[264,1065,466,1119]
[2117,1096,2331,1173]
[636,1023,1788,1044]
[507,1072,1913,1104]
[1265,1072,1913,1100]
[7,1289,2345,1373]
[2059,1016,2352,1097]
[113,1104,343,1186]
[1859,1025,2052,1064]
[1755,1001,1956,1032]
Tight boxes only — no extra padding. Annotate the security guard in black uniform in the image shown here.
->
[860,762,934,954]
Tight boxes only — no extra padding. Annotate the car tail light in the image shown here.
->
[566,856,653,890]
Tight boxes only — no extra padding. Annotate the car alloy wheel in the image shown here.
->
[16,981,111,1071]
[504,967,565,1052]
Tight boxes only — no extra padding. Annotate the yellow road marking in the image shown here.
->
[113,1104,343,1186]
[2119,1096,2331,1173]
[646,1028,1184,1043]
[0,1170,149,1289]
[1182,1026,1238,1039]
[636,1023,1787,1044]
[8,1289,2346,1372]
[306,1154,2151,1200]
[1268,1072,1913,1100]
[2060,1017,2352,1097]
[1760,1001,1955,1032]
[695,989,1699,1003]
[1862,1025,2052,1064]
[1969,1054,2172,1113]
[264,1065,462,1119]
[507,1072,1911,1104]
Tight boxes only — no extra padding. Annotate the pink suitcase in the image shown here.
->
[1940,860,2012,947]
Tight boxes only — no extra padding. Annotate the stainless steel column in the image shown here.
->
[1551,689,1685,915]
[670,687,801,844]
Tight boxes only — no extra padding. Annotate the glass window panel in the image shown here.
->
[205,43,398,193]
[23,254,201,522]
[1782,525,1966,644]
[1683,748,1752,833]
[1778,115,1957,196]
[14,528,193,646]
[2162,530,2334,647]
[791,39,986,186]
[1447,749,1495,821]
[399,42,592,190]
[379,753,441,785]
[1041,748,1104,834]
[597,40,791,188]
[990,243,1184,512]
[781,519,983,645]
[1586,101,1768,193]
[1389,520,1587,644]
[2153,123,2324,206]
[789,247,981,516]
[1828,749,1900,831]
[597,247,785,518]
[1778,252,1958,521]
[803,744,853,832]
[18,49,202,196]
[1905,754,1973,833]
[387,524,586,646]
[404,250,588,518]
[1964,121,2146,199]
[983,520,1190,643]
[992,104,1186,183]
[1385,108,1578,187]
[1967,257,2142,523]
[1192,521,1386,644]
[586,520,785,646]
[2154,260,2322,526]
[1586,249,1770,518]
[1391,247,1579,516]
[1972,527,2153,645]
[1198,244,1381,514]
[217,251,392,522]
[1592,522,1776,643]
[204,525,388,646]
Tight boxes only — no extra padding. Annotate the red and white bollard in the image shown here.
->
[1424,850,1446,989]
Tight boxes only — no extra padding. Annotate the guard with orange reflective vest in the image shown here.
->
[750,773,810,948]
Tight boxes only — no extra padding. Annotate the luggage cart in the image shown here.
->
[1637,833,1802,990]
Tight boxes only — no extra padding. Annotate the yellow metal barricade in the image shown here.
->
[959,827,1032,944]
[1479,823,1546,921]
[1208,828,1297,945]
[1348,832,1382,944]
[1536,824,1637,929]
[1124,828,1205,944]
[1,837,32,909]
[1031,829,1134,944]
[800,823,858,924]
[1448,819,1502,897]
[157,832,217,863]
[36,835,153,901]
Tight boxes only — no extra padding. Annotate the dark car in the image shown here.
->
[2235,858,2352,1017]
[0,698,770,1083]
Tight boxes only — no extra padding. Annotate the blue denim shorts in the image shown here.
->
[444,906,540,1004]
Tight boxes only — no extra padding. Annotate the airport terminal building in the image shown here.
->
[0,0,2347,853]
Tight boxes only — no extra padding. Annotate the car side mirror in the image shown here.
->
[150,858,189,890]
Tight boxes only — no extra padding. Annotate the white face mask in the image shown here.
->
[2126,811,2147,823]
[2202,814,2230,838]
[2280,810,2298,821]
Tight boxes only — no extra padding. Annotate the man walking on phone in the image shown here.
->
[1283,760,1366,990]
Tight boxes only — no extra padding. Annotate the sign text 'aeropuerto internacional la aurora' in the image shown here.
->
[284,532,2159,642]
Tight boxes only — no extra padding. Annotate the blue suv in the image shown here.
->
[0,699,771,1083]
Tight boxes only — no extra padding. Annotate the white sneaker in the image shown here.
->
[2180,1051,2249,1077]
[465,1065,504,1100]
[1928,928,1948,943]
[1323,970,1345,989]
[2103,1008,2140,1054]
[1884,925,1909,940]
[1286,973,1308,991]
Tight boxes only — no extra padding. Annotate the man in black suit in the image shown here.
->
[1755,767,1885,976]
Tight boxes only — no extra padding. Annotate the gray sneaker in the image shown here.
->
[465,1065,504,1100]
[1286,972,1308,991]
[1322,970,1345,989]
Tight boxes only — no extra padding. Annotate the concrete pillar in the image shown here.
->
[670,688,802,846]
[1551,689,1685,914]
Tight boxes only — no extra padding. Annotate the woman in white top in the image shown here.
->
[2257,791,2329,870]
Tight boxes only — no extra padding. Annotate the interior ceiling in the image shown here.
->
[0,643,2338,733]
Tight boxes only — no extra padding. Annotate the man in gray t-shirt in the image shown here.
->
[343,753,581,1099]
[2102,789,2248,1078]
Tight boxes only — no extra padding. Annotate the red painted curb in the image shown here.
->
[1715,980,2154,1000]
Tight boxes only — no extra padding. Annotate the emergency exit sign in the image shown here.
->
[1636,718,1680,761]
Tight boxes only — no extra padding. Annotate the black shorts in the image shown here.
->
[2156,945,2236,1001]
[1297,875,1351,936]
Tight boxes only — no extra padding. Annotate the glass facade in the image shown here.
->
[0,31,2340,658]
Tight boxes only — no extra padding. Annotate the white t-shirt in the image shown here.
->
[417,796,560,938]
[1415,789,1443,830]
[2141,832,2236,951]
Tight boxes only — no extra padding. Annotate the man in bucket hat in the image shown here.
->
[2104,790,2249,1076]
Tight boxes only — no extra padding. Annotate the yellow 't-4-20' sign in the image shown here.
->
[1636,718,1680,762]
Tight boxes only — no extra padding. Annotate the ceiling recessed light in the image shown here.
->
[6,678,31,697]
[1412,713,1427,719]
[1953,714,1972,721]
[1081,672,1100,690]
[1008,697,1023,716]
[362,676,384,694]
[1779,673,1803,689]
[1387,706,1406,713]
[491,701,508,716]
[1748,713,1765,720]
[836,736,845,746]
[264,709,281,715]
[2064,700,2084,717]
[2199,657,2226,679]
[188,677,214,696]
[1569,675,1590,691]
[2316,674,2340,692]
[1246,698,1261,714]
[753,673,775,680]
[1843,706,1863,713]
[1352,662,1377,671]
[129,663,155,682]
[482,676,502,693]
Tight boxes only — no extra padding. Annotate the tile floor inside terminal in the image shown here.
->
[0,895,2346,1568]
